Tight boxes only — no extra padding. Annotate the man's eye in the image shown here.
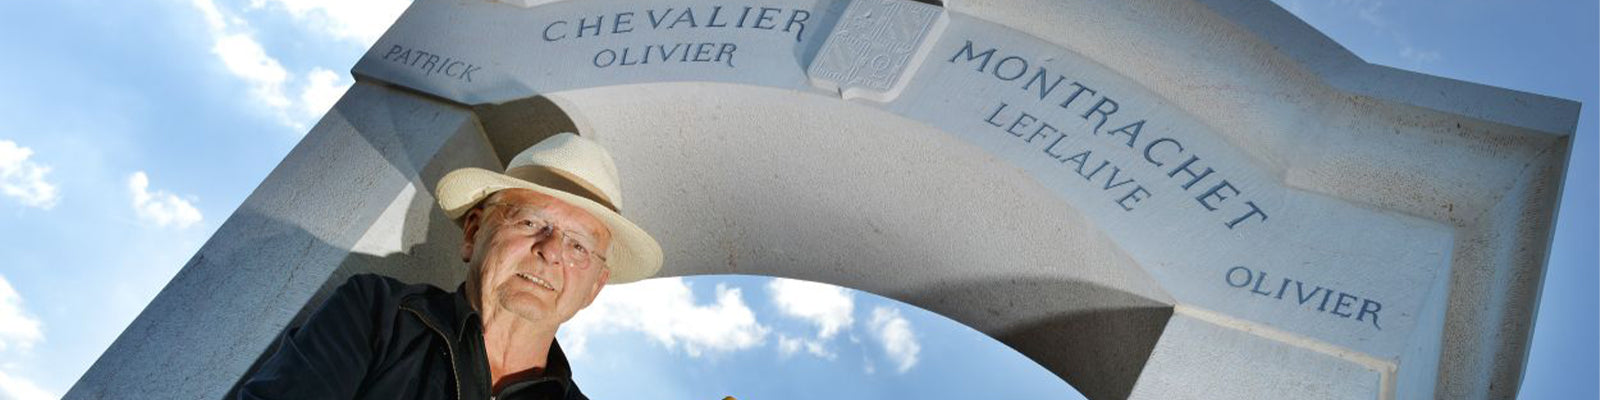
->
[518,220,544,233]
[571,242,589,254]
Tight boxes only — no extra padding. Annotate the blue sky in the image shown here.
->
[0,0,1592,399]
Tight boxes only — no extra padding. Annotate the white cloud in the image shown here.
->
[868,306,920,374]
[776,334,835,360]
[1399,45,1441,67]
[1277,0,1444,72]
[776,335,799,356]
[0,274,48,400]
[0,370,54,400]
[299,68,350,120]
[213,32,293,112]
[0,275,42,353]
[560,278,769,358]
[188,0,228,32]
[128,171,203,229]
[0,140,60,210]
[187,0,366,131]
[188,0,297,128]
[251,0,411,46]
[1347,0,1387,27]
[768,278,854,339]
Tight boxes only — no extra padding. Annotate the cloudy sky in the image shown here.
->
[0,0,1594,399]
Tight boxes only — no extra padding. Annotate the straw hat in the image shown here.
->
[436,132,662,284]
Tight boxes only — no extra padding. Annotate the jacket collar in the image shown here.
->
[398,282,480,341]
[399,282,577,379]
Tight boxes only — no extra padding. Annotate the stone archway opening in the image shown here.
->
[560,274,1104,399]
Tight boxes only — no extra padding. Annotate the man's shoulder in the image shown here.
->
[239,275,459,398]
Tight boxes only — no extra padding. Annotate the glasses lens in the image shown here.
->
[499,205,600,268]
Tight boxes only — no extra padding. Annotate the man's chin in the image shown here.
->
[495,293,555,322]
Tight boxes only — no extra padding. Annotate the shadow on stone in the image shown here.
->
[998,306,1172,400]
[473,96,582,167]
[906,278,1172,400]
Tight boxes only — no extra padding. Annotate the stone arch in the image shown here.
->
[66,0,1575,399]
[466,83,1175,399]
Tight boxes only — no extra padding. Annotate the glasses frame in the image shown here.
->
[478,201,610,271]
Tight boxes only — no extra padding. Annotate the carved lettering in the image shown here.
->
[544,6,812,42]
[1225,266,1384,330]
[382,45,480,82]
[593,42,737,68]
[951,40,1272,229]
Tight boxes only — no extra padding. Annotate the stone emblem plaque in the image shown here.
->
[807,0,944,102]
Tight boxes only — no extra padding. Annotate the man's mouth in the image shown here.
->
[515,272,557,291]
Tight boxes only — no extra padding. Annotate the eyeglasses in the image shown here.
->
[481,202,609,270]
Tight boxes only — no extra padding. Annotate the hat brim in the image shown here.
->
[436,167,663,284]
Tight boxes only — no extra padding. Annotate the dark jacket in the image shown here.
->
[239,274,588,400]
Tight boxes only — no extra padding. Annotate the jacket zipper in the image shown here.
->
[401,306,463,400]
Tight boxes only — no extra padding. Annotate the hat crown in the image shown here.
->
[506,133,624,210]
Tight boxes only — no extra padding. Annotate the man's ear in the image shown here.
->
[459,208,485,263]
[582,268,610,309]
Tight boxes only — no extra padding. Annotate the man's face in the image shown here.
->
[461,188,612,327]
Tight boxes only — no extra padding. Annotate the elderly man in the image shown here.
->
[240,133,663,400]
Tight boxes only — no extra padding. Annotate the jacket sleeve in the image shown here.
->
[238,275,384,399]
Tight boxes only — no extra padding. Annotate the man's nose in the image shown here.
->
[532,228,565,265]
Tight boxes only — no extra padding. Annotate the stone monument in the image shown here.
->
[67,0,1579,399]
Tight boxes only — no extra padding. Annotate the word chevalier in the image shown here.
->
[542,6,813,70]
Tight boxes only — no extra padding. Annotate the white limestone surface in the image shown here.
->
[1127,312,1384,400]
[68,0,1577,399]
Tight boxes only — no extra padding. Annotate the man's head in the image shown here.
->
[435,132,663,325]
[460,188,611,327]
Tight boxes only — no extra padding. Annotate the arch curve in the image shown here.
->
[476,82,1175,398]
